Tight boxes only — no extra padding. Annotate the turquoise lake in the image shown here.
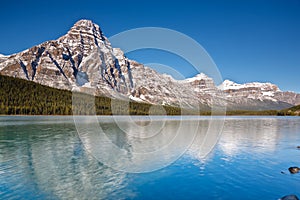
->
[0,116,299,199]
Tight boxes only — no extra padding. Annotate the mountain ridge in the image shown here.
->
[0,19,299,111]
[1,73,298,116]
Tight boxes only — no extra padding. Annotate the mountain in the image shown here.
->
[0,54,8,63]
[278,104,300,116]
[0,73,183,115]
[0,19,299,111]
[219,80,300,110]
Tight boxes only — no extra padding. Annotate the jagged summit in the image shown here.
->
[58,19,110,58]
[0,19,130,96]
[0,19,299,111]
[65,19,107,44]
[185,73,211,82]
[68,19,101,35]
[183,73,215,91]
[72,19,97,28]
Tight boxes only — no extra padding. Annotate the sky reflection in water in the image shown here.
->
[0,116,299,199]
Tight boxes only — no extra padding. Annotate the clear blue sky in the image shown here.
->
[1,0,299,92]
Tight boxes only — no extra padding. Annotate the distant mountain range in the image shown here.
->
[0,19,299,111]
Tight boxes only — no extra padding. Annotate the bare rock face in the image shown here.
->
[0,19,219,109]
[274,91,300,106]
[0,19,299,110]
[218,80,297,110]
[0,19,134,98]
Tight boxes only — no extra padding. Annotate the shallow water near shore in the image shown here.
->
[0,116,299,199]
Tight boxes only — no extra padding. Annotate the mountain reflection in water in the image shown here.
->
[0,116,299,199]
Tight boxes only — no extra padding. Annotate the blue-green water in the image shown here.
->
[0,116,299,199]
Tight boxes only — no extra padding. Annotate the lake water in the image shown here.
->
[0,116,299,199]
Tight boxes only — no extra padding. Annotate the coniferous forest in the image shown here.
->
[0,74,182,115]
[0,74,299,116]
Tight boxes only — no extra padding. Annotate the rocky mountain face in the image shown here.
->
[0,20,134,98]
[218,80,300,110]
[0,19,299,111]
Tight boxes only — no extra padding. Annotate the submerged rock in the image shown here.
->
[288,167,300,174]
[280,195,299,200]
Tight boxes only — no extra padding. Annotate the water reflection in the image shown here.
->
[0,119,129,200]
[219,117,300,156]
[0,116,223,199]
[1,116,300,199]
[74,116,226,172]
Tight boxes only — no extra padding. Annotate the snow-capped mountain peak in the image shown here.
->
[217,79,288,105]
[66,19,107,43]
[183,73,215,91]
[218,80,238,90]
[0,19,299,111]
[185,73,210,82]
[219,79,281,92]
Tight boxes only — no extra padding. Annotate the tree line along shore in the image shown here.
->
[0,74,299,116]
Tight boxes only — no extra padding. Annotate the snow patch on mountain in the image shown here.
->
[218,79,285,103]
[219,80,281,92]
[0,54,9,64]
[185,73,210,82]
[0,19,299,111]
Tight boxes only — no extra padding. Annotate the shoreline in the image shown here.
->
[0,114,299,117]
